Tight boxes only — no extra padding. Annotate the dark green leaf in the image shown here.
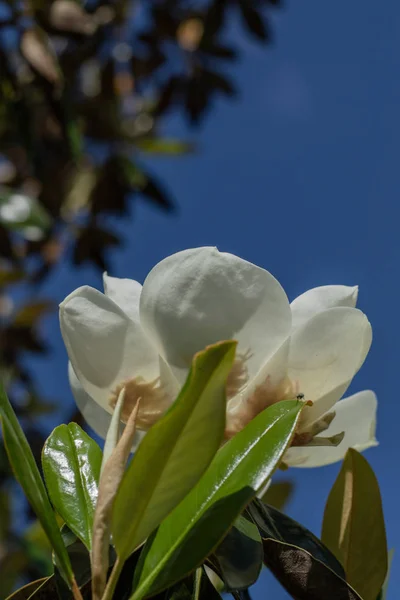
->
[0,550,29,599]
[322,449,388,600]
[260,480,294,510]
[0,269,25,285]
[213,516,262,590]
[54,528,92,600]
[5,577,51,600]
[377,549,394,600]
[136,138,194,156]
[130,400,304,599]
[118,158,174,211]
[112,341,237,560]
[0,383,73,586]
[73,225,120,272]
[192,568,222,599]
[263,539,363,600]
[237,1,269,41]
[14,301,54,326]
[249,499,344,578]
[42,423,102,550]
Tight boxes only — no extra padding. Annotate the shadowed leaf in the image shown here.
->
[263,539,363,600]
[322,449,388,600]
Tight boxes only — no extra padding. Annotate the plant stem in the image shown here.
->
[101,557,124,600]
[72,577,84,600]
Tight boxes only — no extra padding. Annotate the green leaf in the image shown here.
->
[136,138,194,156]
[23,529,95,600]
[377,548,394,600]
[260,480,294,510]
[42,423,102,551]
[130,400,304,599]
[0,269,25,285]
[161,569,222,600]
[0,383,73,586]
[53,528,93,600]
[212,516,262,590]
[263,539,363,600]
[322,448,388,600]
[112,341,236,560]
[14,301,54,326]
[192,568,222,599]
[249,499,344,578]
[0,551,29,598]
[0,187,52,235]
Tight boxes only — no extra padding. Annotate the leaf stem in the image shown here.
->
[72,577,84,600]
[101,557,124,600]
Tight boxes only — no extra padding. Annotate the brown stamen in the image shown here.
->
[226,348,253,399]
[225,375,299,439]
[109,376,171,430]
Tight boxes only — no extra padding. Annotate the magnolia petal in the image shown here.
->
[60,286,161,411]
[288,307,372,419]
[68,363,147,450]
[68,362,111,439]
[291,285,358,330]
[140,247,291,381]
[284,390,378,468]
[103,274,142,322]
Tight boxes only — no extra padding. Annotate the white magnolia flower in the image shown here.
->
[60,247,377,468]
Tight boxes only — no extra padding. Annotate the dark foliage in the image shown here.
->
[0,0,279,594]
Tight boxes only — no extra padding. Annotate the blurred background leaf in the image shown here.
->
[0,0,281,591]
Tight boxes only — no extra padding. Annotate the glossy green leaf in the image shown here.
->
[263,539,363,600]
[249,499,344,578]
[212,516,262,590]
[112,341,236,560]
[42,423,102,551]
[130,400,304,599]
[0,383,73,586]
[322,448,388,600]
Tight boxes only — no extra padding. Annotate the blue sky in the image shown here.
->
[27,1,399,597]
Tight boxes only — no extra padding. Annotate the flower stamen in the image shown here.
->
[109,376,170,430]
[226,348,253,399]
[225,375,300,439]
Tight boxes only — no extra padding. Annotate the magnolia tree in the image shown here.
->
[0,247,388,600]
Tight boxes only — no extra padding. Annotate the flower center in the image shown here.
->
[109,376,171,430]
[226,349,253,399]
[225,375,302,439]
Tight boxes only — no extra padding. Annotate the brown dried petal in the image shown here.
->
[91,392,140,600]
